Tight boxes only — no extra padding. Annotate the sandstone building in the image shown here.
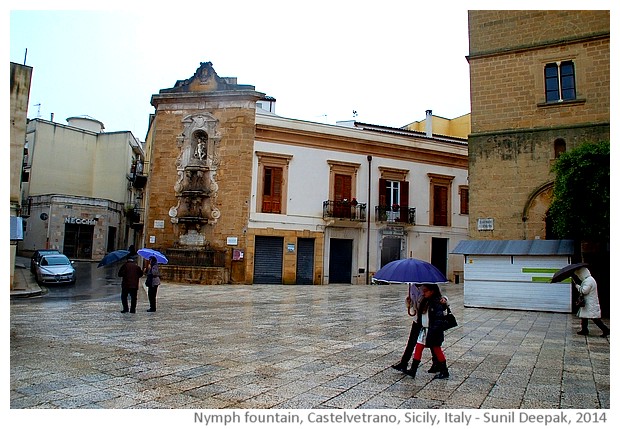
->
[467,10,610,240]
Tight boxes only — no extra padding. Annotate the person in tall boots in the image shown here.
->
[407,283,450,380]
[572,267,609,337]
[392,284,448,374]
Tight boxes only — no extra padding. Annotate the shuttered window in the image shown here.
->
[262,166,283,213]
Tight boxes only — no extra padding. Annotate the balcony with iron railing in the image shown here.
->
[375,205,416,225]
[127,161,148,188]
[126,206,144,230]
[323,199,367,222]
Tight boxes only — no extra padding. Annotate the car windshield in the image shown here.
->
[42,255,71,266]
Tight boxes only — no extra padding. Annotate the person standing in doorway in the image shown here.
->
[118,257,143,313]
[573,267,609,337]
[144,256,161,312]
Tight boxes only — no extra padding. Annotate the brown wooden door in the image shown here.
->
[433,184,448,226]
[334,174,352,218]
[262,167,282,213]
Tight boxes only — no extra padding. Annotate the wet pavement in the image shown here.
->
[10,259,610,411]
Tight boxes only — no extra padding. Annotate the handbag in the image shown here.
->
[575,293,586,307]
[444,306,458,330]
[145,273,153,287]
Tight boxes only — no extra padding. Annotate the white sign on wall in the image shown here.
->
[477,218,494,231]
[154,220,165,229]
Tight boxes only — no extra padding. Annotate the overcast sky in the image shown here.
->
[10,1,613,141]
[8,2,479,140]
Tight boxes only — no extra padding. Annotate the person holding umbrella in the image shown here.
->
[572,266,609,337]
[144,256,161,312]
[117,257,143,313]
[391,283,446,375]
[407,283,450,380]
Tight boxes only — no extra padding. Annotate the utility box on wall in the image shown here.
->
[452,240,575,313]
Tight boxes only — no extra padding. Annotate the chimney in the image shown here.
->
[425,110,433,137]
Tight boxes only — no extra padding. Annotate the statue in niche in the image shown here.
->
[194,135,207,160]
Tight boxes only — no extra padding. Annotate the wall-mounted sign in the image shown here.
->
[287,243,295,253]
[227,237,238,246]
[40,213,48,221]
[65,217,97,225]
[149,236,156,244]
[477,218,494,231]
[154,220,165,229]
[232,249,244,261]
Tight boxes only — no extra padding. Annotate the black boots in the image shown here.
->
[428,356,440,373]
[399,359,449,380]
[391,361,408,372]
[433,361,450,379]
[405,360,420,378]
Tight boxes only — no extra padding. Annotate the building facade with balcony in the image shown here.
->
[249,112,469,284]
[19,116,145,261]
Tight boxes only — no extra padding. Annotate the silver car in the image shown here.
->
[35,254,76,285]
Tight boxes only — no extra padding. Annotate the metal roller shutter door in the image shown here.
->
[254,236,284,284]
[296,238,315,284]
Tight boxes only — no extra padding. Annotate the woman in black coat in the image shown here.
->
[408,283,449,379]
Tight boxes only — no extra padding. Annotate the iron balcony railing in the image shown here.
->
[323,200,367,222]
[375,205,416,224]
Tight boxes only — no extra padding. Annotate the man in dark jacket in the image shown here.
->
[118,257,143,313]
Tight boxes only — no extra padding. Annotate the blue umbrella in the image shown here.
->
[97,250,130,268]
[373,258,448,284]
[137,248,168,264]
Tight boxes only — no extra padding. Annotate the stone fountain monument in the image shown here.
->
[146,62,265,284]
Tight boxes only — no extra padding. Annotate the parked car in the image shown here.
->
[30,249,61,273]
[35,254,76,285]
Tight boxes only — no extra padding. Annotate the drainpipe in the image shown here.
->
[366,155,372,284]
[425,109,433,137]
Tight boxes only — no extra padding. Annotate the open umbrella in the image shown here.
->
[373,258,448,284]
[97,250,130,268]
[550,262,588,283]
[137,248,168,264]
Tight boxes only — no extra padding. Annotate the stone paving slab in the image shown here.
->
[10,281,610,410]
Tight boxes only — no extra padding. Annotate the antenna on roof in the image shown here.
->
[34,103,41,118]
[23,48,28,65]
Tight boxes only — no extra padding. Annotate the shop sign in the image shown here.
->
[65,217,97,225]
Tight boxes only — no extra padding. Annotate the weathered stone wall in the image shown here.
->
[468,124,610,239]
[468,13,609,134]
[468,10,610,58]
